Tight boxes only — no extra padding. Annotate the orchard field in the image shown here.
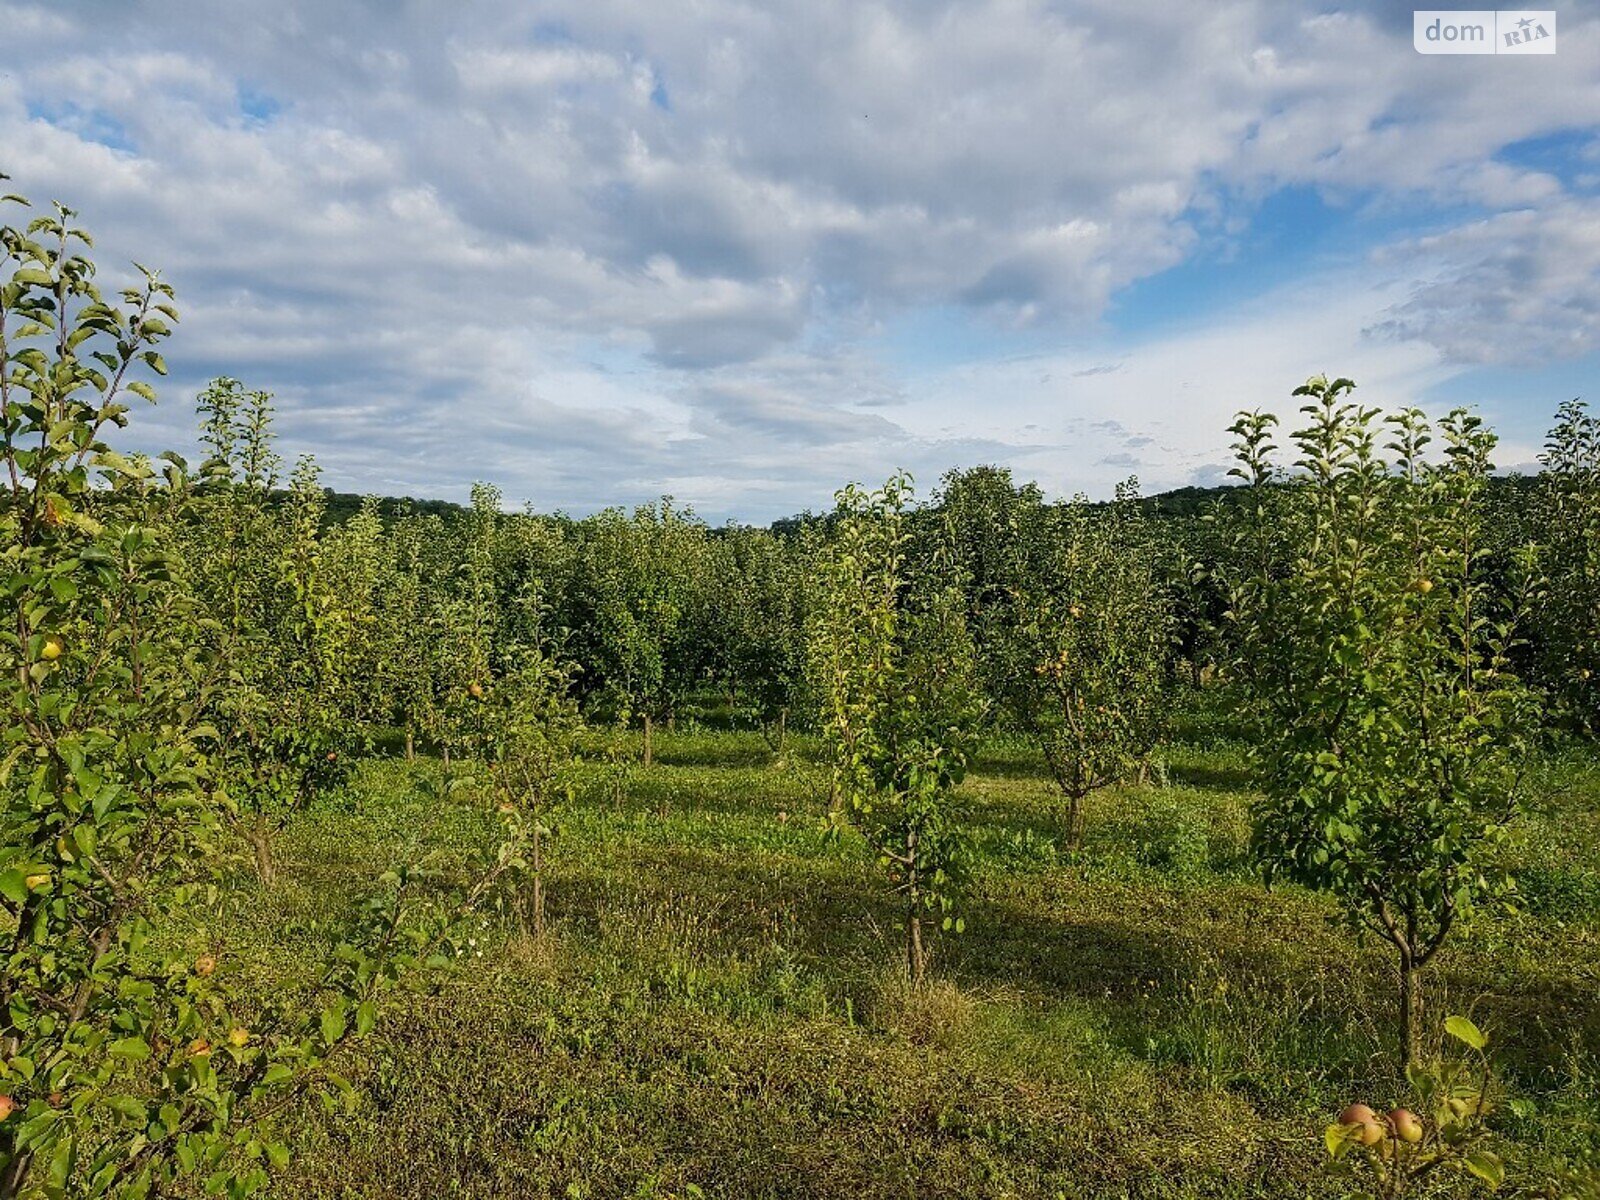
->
[4,193,1600,1199]
[213,723,1600,1199]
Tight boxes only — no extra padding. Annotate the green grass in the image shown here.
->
[213,722,1600,1198]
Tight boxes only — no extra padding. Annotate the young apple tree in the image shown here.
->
[1530,399,1600,732]
[460,648,580,941]
[0,187,477,1200]
[716,526,815,755]
[933,465,1054,725]
[375,510,441,761]
[1010,482,1170,850]
[1227,376,1537,1066]
[810,474,983,984]
[433,483,503,767]
[567,500,706,766]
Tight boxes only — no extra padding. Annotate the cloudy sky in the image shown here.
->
[2,1,1597,520]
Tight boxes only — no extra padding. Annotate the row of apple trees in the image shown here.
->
[812,378,1598,1082]
[0,182,609,1198]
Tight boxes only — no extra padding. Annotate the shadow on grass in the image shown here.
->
[1165,757,1255,791]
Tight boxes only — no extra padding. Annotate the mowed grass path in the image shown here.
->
[219,721,1600,1198]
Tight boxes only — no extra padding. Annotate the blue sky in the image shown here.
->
[1,0,1596,519]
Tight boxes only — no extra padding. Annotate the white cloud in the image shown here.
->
[1368,199,1600,365]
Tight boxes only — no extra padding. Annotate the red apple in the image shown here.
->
[1339,1104,1384,1146]
[1388,1109,1423,1144]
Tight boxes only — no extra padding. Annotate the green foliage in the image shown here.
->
[1130,792,1210,877]
[704,526,815,753]
[809,474,983,982]
[460,646,581,939]
[0,188,496,1200]
[933,465,1052,721]
[1012,481,1171,847]
[186,385,351,884]
[1227,375,1539,1065]
[566,499,709,764]
[1529,399,1600,732]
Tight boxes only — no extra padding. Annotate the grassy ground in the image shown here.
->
[214,712,1600,1198]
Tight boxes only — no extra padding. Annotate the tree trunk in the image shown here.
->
[1399,951,1424,1068]
[404,728,415,762]
[642,712,653,768]
[531,821,545,941]
[775,708,787,754]
[249,821,275,887]
[907,910,925,985]
[905,827,925,984]
[1066,794,1086,851]
[442,745,451,768]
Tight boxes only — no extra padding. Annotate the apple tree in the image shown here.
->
[459,646,579,940]
[567,500,707,766]
[1226,376,1537,1066]
[1529,399,1599,732]
[932,465,1054,724]
[0,186,481,1199]
[1009,481,1170,849]
[810,474,982,983]
[373,510,441,761]
[713,526,815,754]
[189,412,350,885]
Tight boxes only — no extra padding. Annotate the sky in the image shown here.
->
[1,0,1597,522]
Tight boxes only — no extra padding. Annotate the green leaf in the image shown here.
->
[107,1095,147,1122]
[1463,1149,1504,1189]
[1445,1014,1487,1051]
[0,869,28,905]
[110,1036,151,1061]
[320,1004,347,1045]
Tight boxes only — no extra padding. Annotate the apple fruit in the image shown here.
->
[1388,1109,1423,1144]
[24,872,50,891]
[0,1095,14,1122]
[1339,1104,1384,1146]
[1411,578,1434,595]
[40,634,63,661]
[188,1038,211,1058]
[195,954,217,977]
[468,682,485,699]
[228,1027,250,1048]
